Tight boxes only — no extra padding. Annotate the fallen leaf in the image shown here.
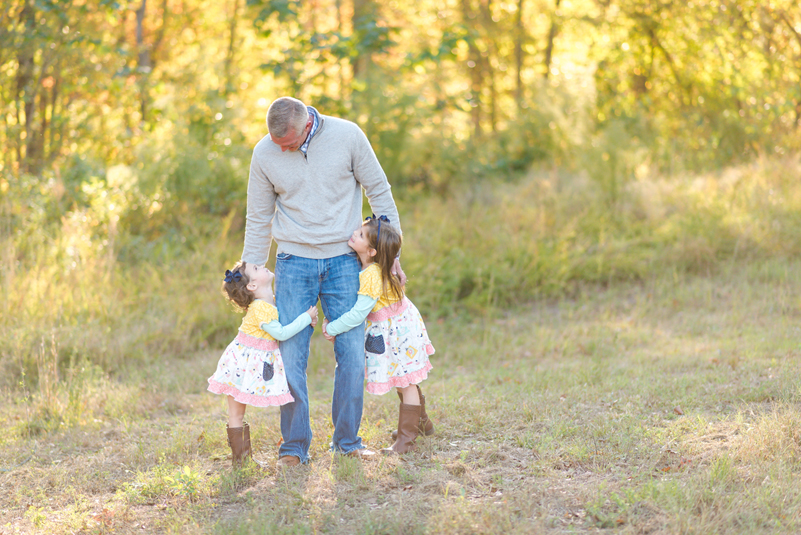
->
[673,406,684,415]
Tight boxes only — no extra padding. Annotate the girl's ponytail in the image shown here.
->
[363,217,404,302]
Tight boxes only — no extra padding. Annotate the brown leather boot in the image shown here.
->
[227,422,252,468]
[391,385,435,439]
[382,403,421,455]
[416,385,435,437]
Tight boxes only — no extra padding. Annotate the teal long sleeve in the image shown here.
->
[260,312,312,341]
[326,294,378,336]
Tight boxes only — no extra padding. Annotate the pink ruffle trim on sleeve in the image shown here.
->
[365,361,434,395]
[207,379,294,407]
[235,331,279,350]
[367,297,410,322]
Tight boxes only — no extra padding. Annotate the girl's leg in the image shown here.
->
[396,384,419,405]
[228,396,247,428]
[226,396,252,468]
[391,384,435,440]
[382,388,422,454]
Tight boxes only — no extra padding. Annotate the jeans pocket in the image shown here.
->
[276,252,293,261]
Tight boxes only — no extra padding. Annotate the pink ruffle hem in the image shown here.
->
[365,360,434,395]
[235,331,279,350]
[367,297,410,323]
[207,379,294,407]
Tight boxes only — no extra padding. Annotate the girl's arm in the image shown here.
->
[260,312,312,341]
[325,294,378,336]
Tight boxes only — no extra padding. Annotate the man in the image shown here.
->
[241,96,405,466]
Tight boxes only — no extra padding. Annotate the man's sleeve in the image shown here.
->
[242,143,276,266]
[351,128,402,235]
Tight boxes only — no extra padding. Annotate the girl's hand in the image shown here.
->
[322,319,335,343]
[307,306,318,327]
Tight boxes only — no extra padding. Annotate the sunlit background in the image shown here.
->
[3,3,801,533]
[2,0,800,384]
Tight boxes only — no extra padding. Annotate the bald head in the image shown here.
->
[267,97,309,138]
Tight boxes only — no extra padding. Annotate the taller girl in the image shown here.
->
[323,216,435,454]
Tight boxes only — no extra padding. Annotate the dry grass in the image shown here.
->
[2,260,801,534]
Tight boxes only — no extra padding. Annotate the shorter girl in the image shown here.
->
[208,261,318,467]
[323,216,435,454]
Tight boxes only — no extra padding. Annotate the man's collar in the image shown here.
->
[299,107,320,155]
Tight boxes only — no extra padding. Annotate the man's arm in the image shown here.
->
[350,129,408,284]
[242,143,276,266]
[350,128,401,236]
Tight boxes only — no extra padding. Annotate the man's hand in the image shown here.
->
[392,257,407,286]
[322,319,335,343]
[307,306,318,327]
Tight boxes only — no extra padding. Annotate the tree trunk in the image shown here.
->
[515,0,525,110]
[646,26,687,107]
[778,9,801,129]
[47,71,61,167]
[336,0,346,102]
[224,0,240,96]
[38,73,49,166]
[16,0,36,172]
[461,0,482,139]
[543,0,561,79]
[480,0,496,132]
[351,0,373,81]
[136,0,149,123]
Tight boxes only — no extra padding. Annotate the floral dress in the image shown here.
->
[359,263,435,395]
[207,300,294,406]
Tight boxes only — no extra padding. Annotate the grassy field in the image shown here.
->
[2,257,800,534]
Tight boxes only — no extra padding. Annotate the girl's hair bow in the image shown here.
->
[224,269,242,283]
[365,214,390,241]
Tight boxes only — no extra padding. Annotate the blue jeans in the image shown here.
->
[275,251,366,461]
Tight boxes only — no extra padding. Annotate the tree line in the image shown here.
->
[2,0,800,191]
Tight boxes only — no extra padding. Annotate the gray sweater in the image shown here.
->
[242,109,401,264]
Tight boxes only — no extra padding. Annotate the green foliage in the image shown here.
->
[3,0,801,406]
[23,506,47,528]
[3,0,800,185]
[164,466,202,501]
[399,155,801,318]
[4,155,801,390]
[397,103,563,192]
